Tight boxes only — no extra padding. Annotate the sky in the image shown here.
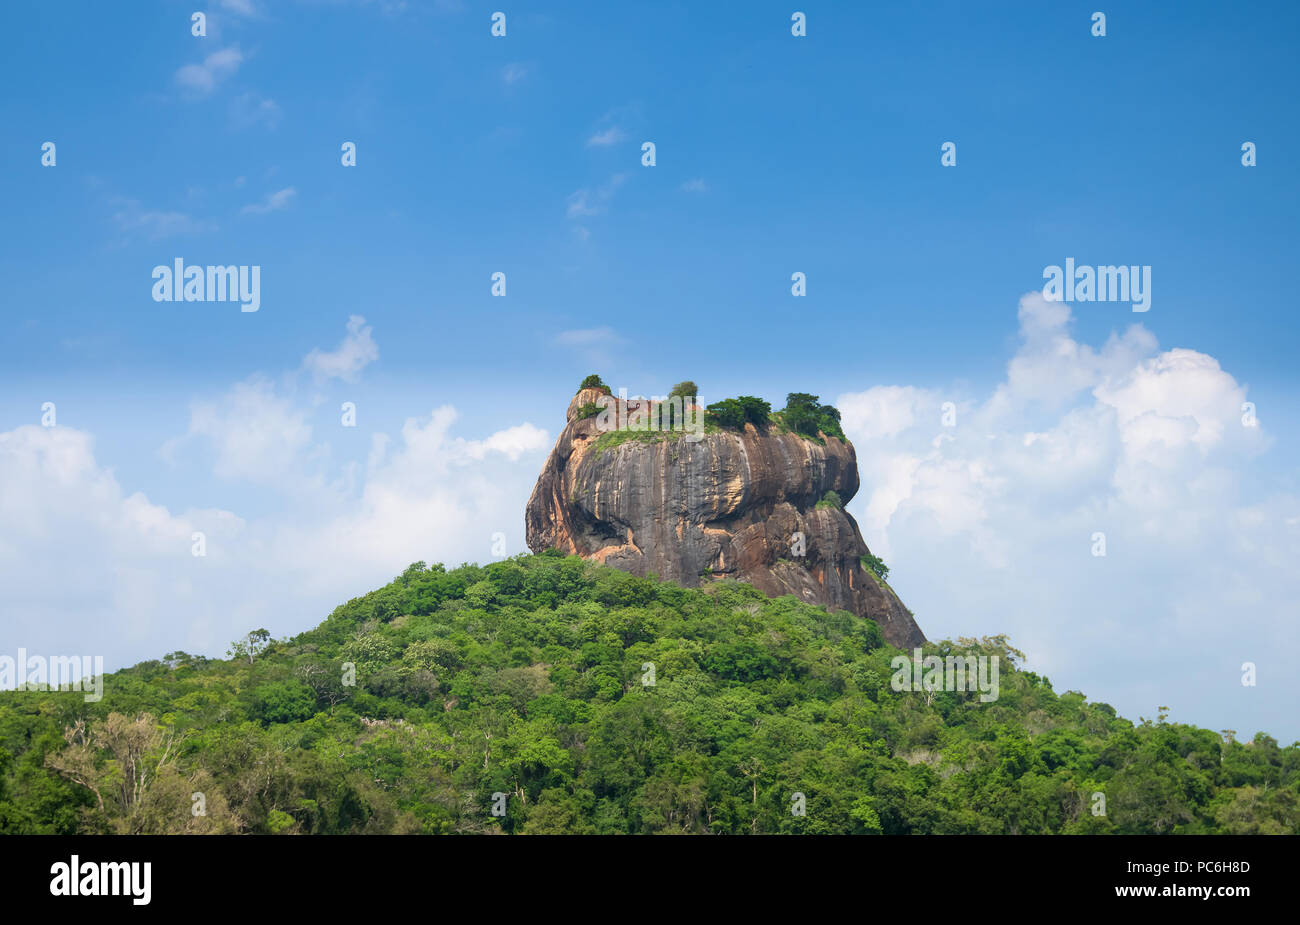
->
[1,1,1298,741]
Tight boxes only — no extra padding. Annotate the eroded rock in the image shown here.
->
[525,387,925,648]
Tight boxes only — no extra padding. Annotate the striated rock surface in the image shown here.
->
[525,387,926,648]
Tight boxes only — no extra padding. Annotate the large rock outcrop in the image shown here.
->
[525,388,926,649]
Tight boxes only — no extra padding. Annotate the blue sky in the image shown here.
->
[1,1,1298,740]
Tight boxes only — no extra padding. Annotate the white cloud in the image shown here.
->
[501,62,528,85]
[166,317,379,484]
[680,178,708,193]
[175,46,243,95]
[566,174,626,219]
[464,422,550,461]
[164,376,314,483]
[0,425,243,664]
[258,407,548,587]
[566,190,599,218]
[371,408,548,475]
[837,292,1295,739]
[1096,349,1246,456]
[586,126,625,147]
[240,186,296,215]
[230,92,281,130]
[7,294,1294,741]
[838,385,926,441]
[1,328,549,673]
[302,315,379,383]
[111,199,212,241]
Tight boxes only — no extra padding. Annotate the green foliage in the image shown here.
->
[780,393,846,442]
[250,681,317,725]
[593,427,684,456]
[668,381,698,399]
[737,396,771,425]
[705,398,745,429]
[579,374,609,392]
[575,402,600,420]
[861,552,889,581]
[227,628,272,664]
[705,395,771,430]
[2,554,1295,835]
[815,490,843,510]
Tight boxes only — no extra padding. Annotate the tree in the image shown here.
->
[781,393,845,440]
[228,629,272,665]
[580,374,609,392]
[1212,785,1300,834]
[816,490,843,510]
[705,398,745,429]
[11,548,1298,837]
[45,712,236,834]
[661,382,700,430]
[296,658,352,713]
[861,552,889,581]
[736,395,771,426]
[850,795,884,834]
[704,395,770,430]
[250,681,317,725]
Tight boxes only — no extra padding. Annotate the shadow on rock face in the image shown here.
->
[526,387,926,649]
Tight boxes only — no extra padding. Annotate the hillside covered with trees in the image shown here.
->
[1,552,1295,834]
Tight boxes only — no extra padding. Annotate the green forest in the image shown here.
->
[1,551,1295,834]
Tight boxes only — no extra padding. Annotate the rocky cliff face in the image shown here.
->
[525,387,926,649]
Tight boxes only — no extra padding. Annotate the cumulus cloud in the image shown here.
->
[240,186,296,215]
[566,173,626,219]
[164,376,314,483]
[837,292,1295,739]
[565,191,599,219]
[175,46,243,95]
[254,406,550,589]
[0,425,244,664]
[111,199,213,241]
[230,92,281,130]
[462,422,550,461]
[302,315,378,383]
[1,322,548,674]
[586,126,625,147]
[839,385,927,441]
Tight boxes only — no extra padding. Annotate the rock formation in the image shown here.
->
[525,386,926,649]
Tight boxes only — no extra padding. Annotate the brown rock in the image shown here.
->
[525,391,926,649]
